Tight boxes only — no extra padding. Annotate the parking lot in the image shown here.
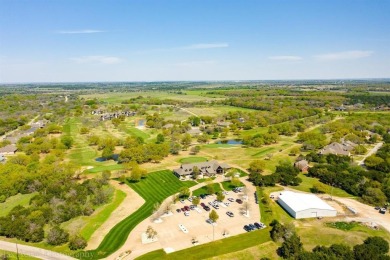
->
[146,188,262,253]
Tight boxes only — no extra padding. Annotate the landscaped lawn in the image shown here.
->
[192,183,222,196]
[221,181,244,191]
[78,170,196,259]
[135,228,271,260]
[0,193,37,217]
[178,156,208,164]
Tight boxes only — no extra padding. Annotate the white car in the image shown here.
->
[180,199,185,204]
[228,198,234,202]
[184,211,190,216]
[224,202,230,207]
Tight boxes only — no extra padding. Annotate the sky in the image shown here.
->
[0,0,389,83]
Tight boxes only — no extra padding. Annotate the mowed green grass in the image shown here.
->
[0,250,40,260]
[221,180,244,191]
[192,183,222,196]
[78,170,196,259]
[135,228,271,260]
[0,193,37,217]
[179,156,208,164]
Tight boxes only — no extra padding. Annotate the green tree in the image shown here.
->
[216,191,225,202]
[61,136,73,149]
[206,183,215,195]
[68,235,87,250]
[156,134,165,144]
[231,177,241,187]
[278,233,303,259]
[192,166,200,179]
[209,209,219,223]
[249,160,266,174]
[192,197,200,206]
[190,145,201,155]
[179,187,190,198]
[47,226,69,246]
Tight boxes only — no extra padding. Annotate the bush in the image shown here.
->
[47,226,69,245]
[68,235,87,250]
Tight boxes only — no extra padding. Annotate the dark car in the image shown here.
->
[243,225,251,232]
[375,206,381,210]
[249,224,256,230]
[181,207,186,212]
[236,199,243,204]
[200,194,206,199]
[204,206,211,211]
[254,222,261,229]
[200,202,206,207]
[176,209,181,213]
[184,206,190,211]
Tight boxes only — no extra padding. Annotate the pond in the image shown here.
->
[95,154,119,162]
[215,139,243,145]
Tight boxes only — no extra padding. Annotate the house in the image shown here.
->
[0,145,18,155]
[217,121,231,127]
[187,128,202,136]
[294,160,309,173]
[319,141,356,156]
[173,160,231,179]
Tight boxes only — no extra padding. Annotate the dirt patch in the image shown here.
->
[86,180,145,250]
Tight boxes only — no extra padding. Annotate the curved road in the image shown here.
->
[0,240,76,260]
[357,142,383,165]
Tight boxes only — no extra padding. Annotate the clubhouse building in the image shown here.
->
[173,160,231,179]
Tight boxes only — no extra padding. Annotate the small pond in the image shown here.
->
[215,139,243,145]
[95,154,119,162]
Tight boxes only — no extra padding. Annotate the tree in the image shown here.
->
[231,177,241,187]
[156,134,165,144]
[290,147,300,156]
[47,226,69,245]
[206,183,215,195]
[216,191,225,202]
[146,226,157,239]
[192,197,200,206]
[209,209,219,223]
[190,145,201,155]
[179,187,190,198]
[119,175,127,184]
[181,134,192,150]
[101,146,114,160]
[278,233,303,258]
[68,235,87,250]
[249,160,265,174]
[61,136,74,149]
[192,166,200,179]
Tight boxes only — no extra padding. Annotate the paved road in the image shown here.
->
[357,142,383,165]
[0,240,76,260]
[178,107,199,117]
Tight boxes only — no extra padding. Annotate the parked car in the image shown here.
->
[184,206,190,211]
[176,209,181,213]
[190,205,195,210]
[249,224,256,230]
[243,225,251,232]
[379,208,387,214]
[204,206,211,211]
[213,204,219,209]
[188,197,193,202]
[254,222,262,229]
[206,219,214,224]
[226,211,234,217]
[200,194,206,199]
[208,201,213,206]
[200,202,206,207]
[224,202,230,207]
[236,199,243,204]
[184,211,189,216]
[180,199,185,204]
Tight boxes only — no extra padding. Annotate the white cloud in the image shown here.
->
[268,56,303,61]
[57,29,105,34]
[69,56,122,64]
[181,43,229,50]
[174,60,217,67]
[314,50,374,61]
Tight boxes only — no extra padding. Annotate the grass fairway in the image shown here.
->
[0,193,37,217]
[78,170,195,259]
[135,228,271,260]
[179,156,208,164]
[221,181,244,191]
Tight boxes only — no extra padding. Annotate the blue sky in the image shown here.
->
[0,0,389,82]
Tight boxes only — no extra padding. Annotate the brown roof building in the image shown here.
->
[173,160,231,178]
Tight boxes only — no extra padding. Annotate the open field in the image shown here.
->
[80,91,223,104]
[79,170,196,259]
[178,156,208,164]
[192,183,223,196]
[0,193,37,217]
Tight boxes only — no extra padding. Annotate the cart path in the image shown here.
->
[357,142,383,165]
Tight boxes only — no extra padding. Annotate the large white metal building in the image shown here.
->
[277,191,337,219]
